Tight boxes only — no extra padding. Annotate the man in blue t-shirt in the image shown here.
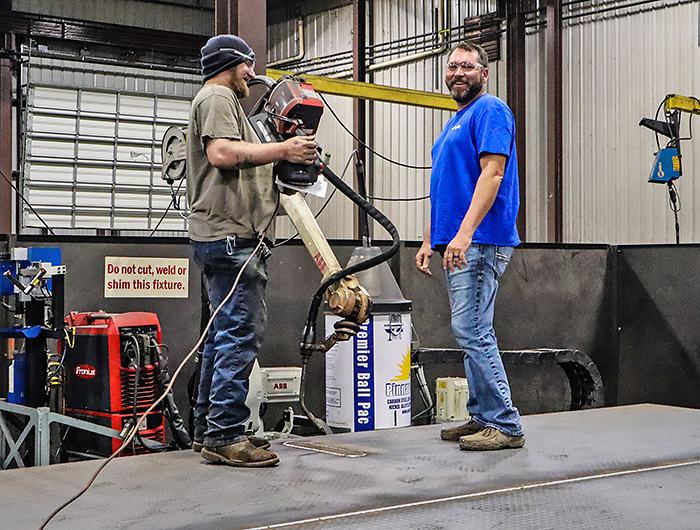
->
[415,42,525,451]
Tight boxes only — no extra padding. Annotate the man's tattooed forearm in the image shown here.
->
[234,154,256,169]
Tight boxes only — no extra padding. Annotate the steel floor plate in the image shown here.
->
[2,404,700,530]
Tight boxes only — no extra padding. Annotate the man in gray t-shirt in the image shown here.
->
[187,34,316,467]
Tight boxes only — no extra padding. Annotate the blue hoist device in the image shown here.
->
[640,94,700,243]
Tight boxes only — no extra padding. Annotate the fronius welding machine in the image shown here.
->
[62,311,165,457]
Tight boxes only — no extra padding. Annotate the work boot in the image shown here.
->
[201,440,279,467]
[440,419,484,441]
[193,436,270,452]
[247,436,271,450]
[458,426,525,451]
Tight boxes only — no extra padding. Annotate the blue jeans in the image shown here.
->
[445,244,523,436]
[191,238,268,447]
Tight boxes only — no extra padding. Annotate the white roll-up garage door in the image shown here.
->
[22,55,200,235]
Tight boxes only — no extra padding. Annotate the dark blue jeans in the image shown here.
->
[191,238,268,447]
[445,244,523,436]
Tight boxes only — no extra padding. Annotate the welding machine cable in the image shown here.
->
[152,338,192,449]
[127,334,169,452]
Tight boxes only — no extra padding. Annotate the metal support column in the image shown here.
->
[24,300,47,408]
[546,0,563,242]
[353,0,367,242]
[0,33,14,235]
[214,0,267,76]
[506,0,527,242]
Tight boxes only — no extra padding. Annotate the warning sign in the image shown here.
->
[104,256,189,298]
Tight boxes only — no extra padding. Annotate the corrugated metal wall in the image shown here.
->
[370,0,444,243]
[560,0,699,244]
[270,0,503,242]
[525,26,548,242]
[370,1,504,242]
[270,0,698,245]
[269,4,357,240]
[18,1,698,243]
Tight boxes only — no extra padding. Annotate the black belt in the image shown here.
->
[227,235,259,247]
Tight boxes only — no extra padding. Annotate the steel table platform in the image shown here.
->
[2,404,700,530]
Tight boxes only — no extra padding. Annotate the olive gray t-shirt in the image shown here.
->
[186,84,278,242]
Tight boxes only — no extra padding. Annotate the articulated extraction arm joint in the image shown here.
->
[300,318,362,358]
[280,191,371,355]
[317,270,369,349]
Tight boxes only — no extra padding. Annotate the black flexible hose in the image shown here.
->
[298,354,333,435]
[300,164,401,348]
[247,76,277,117]
[297,164,401,435]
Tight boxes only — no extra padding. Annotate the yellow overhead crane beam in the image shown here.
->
[267,68,457,112]
[665,94,700,115]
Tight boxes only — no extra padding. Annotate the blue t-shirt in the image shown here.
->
[430,93,520,248]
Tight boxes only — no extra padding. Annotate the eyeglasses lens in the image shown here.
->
[447,62,480,72]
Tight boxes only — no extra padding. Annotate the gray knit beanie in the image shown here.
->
[201,35,255,82]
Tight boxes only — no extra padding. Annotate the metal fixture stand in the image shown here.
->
[0,400,121,468]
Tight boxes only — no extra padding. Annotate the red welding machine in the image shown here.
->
[62,311,165,457]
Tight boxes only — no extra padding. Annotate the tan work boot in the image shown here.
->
[458,426,525,451]
[440,419,484,441]
[201,440,279,467]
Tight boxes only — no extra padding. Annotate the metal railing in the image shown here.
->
[0,400,121,469]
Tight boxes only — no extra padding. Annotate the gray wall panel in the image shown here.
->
[617,245,700,408]
[18,0,214,35]
[401,243,616,407]
[13,236,700,434]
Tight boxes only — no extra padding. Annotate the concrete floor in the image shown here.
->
[2,404,700,530]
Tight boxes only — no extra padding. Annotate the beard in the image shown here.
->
[232,77,250,99]
[449,78,483,106]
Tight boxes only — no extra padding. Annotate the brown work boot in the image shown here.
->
[193,436,270,453]
[458,426,525,451]
[247,436,272,450]
[440,419,484,441]
[201,440,279,467]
